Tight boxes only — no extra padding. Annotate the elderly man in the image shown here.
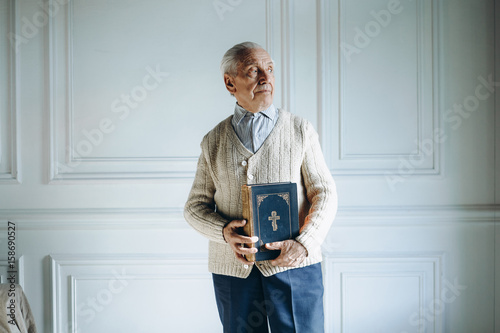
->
[184,41,337,332]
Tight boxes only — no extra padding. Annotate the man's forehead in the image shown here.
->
[240,49,273,67]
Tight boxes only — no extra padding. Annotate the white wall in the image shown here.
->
[0,0,498,332]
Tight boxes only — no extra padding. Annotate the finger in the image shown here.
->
[265,241,284,250]
[228,219,247,228]
[289,255,305,266]
[294,256,306,266]
[287,258,298,267]
[234,253,255,265]
[229,234,259,245]
[233,244,258,256]
[240,235,259,244]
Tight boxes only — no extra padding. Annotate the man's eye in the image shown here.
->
[268,68,273,73]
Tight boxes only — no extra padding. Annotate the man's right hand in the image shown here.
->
[223,219,259,266]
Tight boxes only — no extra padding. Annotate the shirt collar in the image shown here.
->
[233,103,277,125]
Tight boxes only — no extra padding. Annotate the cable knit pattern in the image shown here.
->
[184,109,337,278]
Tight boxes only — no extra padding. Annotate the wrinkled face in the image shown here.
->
[224,48,275,113]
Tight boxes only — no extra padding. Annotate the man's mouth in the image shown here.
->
[255,85,272,93]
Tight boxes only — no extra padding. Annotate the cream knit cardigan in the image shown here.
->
[184,109,337,278]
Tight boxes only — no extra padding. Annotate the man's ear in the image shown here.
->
[224,74,237,94]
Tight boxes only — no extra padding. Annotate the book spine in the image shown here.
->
[241,185,256,262]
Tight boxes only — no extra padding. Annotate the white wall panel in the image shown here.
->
[0,0,20,183]
[320,0,437,176]
[292,0,318,125]
[48,0,289,182]
[318,0,496,207]
[324,213,496,333]
[50,254,219,333]
[324,254,442,333]
[342,274,422,332]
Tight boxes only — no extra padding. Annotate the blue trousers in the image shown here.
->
[212,263,324,333]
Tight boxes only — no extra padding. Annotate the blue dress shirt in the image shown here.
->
[231,103,279,153]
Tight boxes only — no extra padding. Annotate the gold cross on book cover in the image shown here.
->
[268,211,280,231]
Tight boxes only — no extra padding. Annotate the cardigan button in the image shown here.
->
[247,174,254,180]
[241,160,247,167]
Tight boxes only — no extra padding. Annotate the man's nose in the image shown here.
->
[258,70,271,83]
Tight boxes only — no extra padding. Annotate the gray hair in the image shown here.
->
[220,41,264,77]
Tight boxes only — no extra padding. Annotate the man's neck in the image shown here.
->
[236,102,272,114]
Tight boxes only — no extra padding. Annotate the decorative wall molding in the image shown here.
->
[323,253,443,333]
[280,0,294,114]
[495,0,500,204]
[0,0,21,184]
[0,205,497,230]
[47,0,290,182]
[0,256,25,287]
[318,0,440,176]
[0,207,187,230]
[50,253,212,333]
[332,204,499,227]
[494,3,500,331]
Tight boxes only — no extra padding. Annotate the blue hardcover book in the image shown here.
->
[241,182,300,262]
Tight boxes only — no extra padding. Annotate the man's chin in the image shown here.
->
[254,93,273,104]
[258,101,273,111]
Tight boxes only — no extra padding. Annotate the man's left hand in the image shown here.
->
[265,240,308,267]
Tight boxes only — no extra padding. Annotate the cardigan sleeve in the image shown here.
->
[184,146,229,244]
[0,284,38,333]
[295,121,338,255]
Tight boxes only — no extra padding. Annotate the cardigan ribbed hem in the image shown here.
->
[208,242,323,278]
